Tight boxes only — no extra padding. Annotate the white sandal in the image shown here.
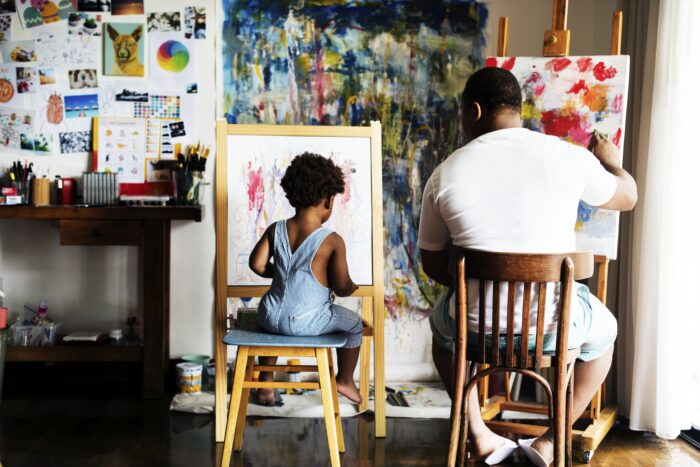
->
[483,438,518,465]
[518,438,551,467]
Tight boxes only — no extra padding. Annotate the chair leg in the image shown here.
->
[221,346,249,467]
[458,363,476,467]
[566,367,574,466]
[447,346,468,467]
[233,355,255,451]
[553,371,566,467]
[316,348,342,467]
[327,348,345,453]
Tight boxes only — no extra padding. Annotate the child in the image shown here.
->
[248,152,364,405]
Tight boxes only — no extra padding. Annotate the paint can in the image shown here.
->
[175,362,202,394]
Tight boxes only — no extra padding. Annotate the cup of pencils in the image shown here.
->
[175,142,210,206]
[8,160,34,204]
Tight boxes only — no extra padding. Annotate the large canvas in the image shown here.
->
[487,56,630,259]
[227,134,373,286]
[218,0,488,316]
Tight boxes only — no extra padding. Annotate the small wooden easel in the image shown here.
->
[478,1,623,463]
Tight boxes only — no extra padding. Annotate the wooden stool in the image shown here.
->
[221,328,348,467]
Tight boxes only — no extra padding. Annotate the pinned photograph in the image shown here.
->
[59,131,92,153]
[1,41,37,63]
[186,83,197,94]
[16,67,37,94]
[68,13,102,35]
[147,11,180,32]
[17,0,76,30]
[104,23,144,76]
[64,93,99,118]
[77,0,109,12]
[68,69,98,89]
[0,0,16,15]
[111,0,143,15]
[21,133,52,153]
[0,15,12,43]
[39,68,56,86]
[183,7,205,39]
[115,82,148,102]
[169,120,185,138]
[0,66,16,103]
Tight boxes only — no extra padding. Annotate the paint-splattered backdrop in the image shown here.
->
[219,0,487,308]
[218,0,488,378]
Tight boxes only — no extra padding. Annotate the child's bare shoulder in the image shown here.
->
[321,231,345,252]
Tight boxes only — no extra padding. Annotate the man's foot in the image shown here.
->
[471,431,517,464]
[335,378,362,404]
[518,435,553,467]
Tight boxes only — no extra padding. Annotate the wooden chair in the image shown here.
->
[447,249,594,467]
[220,328,348,467]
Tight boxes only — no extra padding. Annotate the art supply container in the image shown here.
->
[236,307,257,329]
[56,177,77,205]
[11,180,30,204]
[31,178,50,206]
[182,354,210,388]
[176,362,202,394]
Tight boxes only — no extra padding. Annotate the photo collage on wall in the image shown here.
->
[0,1,205,178]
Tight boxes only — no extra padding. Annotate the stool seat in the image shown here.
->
[224,328,348,348]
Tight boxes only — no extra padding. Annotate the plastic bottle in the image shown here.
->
[109,329,123,346]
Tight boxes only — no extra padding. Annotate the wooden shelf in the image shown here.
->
[6,345,142,362]
[0,205,202,222]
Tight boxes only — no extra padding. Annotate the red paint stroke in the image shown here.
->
[524,72,545,97]
[567,79,588,94]
[545,58,572,72]
[613,128,622,147]
[501,56,516,70]
[485,57,498,68]
[541,110,591,146]
[315,47,325,123]
[611,93,624,113]
[246,163,264,213]
[593,62,617,81]
[577,57,593,73]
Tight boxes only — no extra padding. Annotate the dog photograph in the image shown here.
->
[68,69,98,89]
[103,23,144,77]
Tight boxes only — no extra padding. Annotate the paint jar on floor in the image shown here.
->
[176,362,202,394]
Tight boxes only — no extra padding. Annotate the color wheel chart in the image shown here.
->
[157,40,190,72]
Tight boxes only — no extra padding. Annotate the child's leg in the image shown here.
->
[320,304,364,403]
[336,346,361,403]
[255,356,277,405]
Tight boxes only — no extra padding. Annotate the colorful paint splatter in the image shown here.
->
[487,56,630,259]
[219,0,488,317]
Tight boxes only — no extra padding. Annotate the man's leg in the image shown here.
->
[530,345,614,461]
[433,338,513,458]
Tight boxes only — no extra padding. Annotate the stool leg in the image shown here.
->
[222,346,249,467]
[233,355,255,451]
[327,348,345,453]
[316,348,342,467]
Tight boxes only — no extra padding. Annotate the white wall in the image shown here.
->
[0,0,622,362]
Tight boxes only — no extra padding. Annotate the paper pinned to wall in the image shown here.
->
[0,65,20,105]
[487,55,630,259]
[0,106,34,150]
[149,32,196,93]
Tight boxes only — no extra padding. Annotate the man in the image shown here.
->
[418,67,637,464]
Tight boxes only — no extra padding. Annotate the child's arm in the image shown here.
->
[327,233,358,297]
[249,225,275,278]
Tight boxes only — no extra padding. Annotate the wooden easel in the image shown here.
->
[213,121,387,444]
[478,2,623,463]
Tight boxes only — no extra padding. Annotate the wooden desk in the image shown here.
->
[0,205,202,398]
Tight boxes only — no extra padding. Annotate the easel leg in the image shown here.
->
[360,298,372,413]
[373,295,386,438]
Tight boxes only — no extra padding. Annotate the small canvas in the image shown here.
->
[487,55,630,259]
[227,134,374,286]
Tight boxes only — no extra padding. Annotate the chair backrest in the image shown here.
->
[452,248,593,370]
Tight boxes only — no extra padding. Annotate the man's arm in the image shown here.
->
[420,248,452,287]
[588,132,637,211]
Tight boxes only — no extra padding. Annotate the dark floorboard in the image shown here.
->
[1,396,698,466]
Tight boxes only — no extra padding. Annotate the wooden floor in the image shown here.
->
[0,396,698,466]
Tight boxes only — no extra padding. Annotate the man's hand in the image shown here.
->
[588,131,621,170]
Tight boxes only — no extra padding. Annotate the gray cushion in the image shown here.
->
[223,328,347,348]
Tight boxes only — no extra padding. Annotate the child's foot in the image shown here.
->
[471,431,517,464]
[251,388,279,406]
[335,378,362,404]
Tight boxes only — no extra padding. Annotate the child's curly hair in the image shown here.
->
[281,152,345,208]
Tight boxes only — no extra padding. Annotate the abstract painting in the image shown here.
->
[226,133,374,286]
[487,56,630,258]
[219,0,488,316]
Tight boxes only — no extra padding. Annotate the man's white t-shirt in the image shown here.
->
[418,128,616,334]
